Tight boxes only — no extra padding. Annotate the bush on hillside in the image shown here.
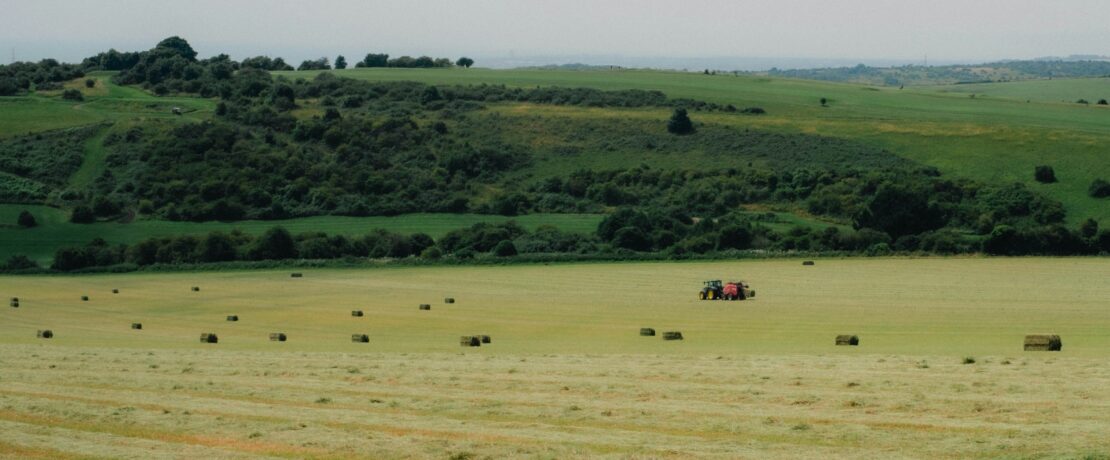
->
[1090,178,1110,198]
[1034,165,1057,183]
[16,210,36,228]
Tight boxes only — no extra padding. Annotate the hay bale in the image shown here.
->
[37,329,53,339]
[269,332,287,342]
[419,304,431,311]
[662,331,683,341]
[640,327,656,336]
[351,310,364,317]
[9,301,18,308]
[803,261,815,266]
[200,333,218,343]
[290,273,303,278]
[81,295,89,301]
[226,315,239,322]
[112,289,119,294]
[476,334,491,344]
[131,323,142,330]
[351,334,370,343]
[191,286,200,292]
[11,297,18,302]
[459,335,480,347]
[835,335,859,346]
[1024,334,1062,351]
[444,297,455,304]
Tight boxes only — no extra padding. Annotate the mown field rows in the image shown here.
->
[1,258,1108,458]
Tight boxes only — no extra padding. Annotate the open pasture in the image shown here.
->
[1,258,1109,457]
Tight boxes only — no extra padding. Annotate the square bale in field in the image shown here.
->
[662,331,684,341]
[836,335,860,346]
[131,323,142,330]
[291,273,303,278]
[37,329,53,339]
[460,336,481,347]
[200,333,218,344]
[9,301,18,308]
[640,327,656,336]
[81,295,89,301]
[112,289,119,294]
[1024,334,1062,351]
[803,261,816,266]
[11,297,18,302]
[419,304,431,311]
[444,297,455,304]
[352,334,370,343]
[191,286,200,292]
[226,315,239,322]
[351,310,364,317]
[474,334,491,344]
[269,332,287,342]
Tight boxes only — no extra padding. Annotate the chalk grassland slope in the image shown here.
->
[0,72,213,138]
[1,258,1109,458]
[925,76,1110,104]
[0,205,602,264]
[285,68,1110,225]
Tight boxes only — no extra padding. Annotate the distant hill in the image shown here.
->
[756,60,1110,86]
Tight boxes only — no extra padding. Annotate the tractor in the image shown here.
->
[699,280,755,300]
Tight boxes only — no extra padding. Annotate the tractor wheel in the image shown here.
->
[699,291,707,300]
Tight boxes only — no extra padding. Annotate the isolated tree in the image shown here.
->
[16,210,36,228]
[456,57,474,68]
[1099,99,1109,105]
[820,97,828,106]
[334,55,347,70]
[1034,165,1057,183]
[62,89,84,101]
[666,108,695,135]
[84,78,95,88]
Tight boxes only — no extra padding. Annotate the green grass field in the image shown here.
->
[1,258,1108,457]
[0,72,213,138]
[0,205,603,264]
[279,67,1109,225]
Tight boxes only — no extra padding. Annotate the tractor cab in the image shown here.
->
[699,280,723,300]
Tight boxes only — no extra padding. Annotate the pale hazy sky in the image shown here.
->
[2,0,1108,67]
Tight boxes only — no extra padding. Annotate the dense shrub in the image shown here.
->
[1089,178,1110,198]
[1034,165,1057,183]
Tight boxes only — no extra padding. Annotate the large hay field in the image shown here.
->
[1,258,1109,458]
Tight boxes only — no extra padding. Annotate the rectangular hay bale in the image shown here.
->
[444,297,455,304]
[191,286,200,292]
[640,327,656,336]
[1024,334,1062,351]
[835,335,859,346]
[226,315,239,322]
[269,332,287,342]
[200,333,218,344]
[291,273,303,278]
[459,336,480,347]
[662,331,683,341]
[131,323,142,330]
[419,304,431,311]
[9,301,18,308]
[81,296,89,301]
[352,334,370,343]
[351,310,364,317]
[37,330,53,339]
[803,261,815,266]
